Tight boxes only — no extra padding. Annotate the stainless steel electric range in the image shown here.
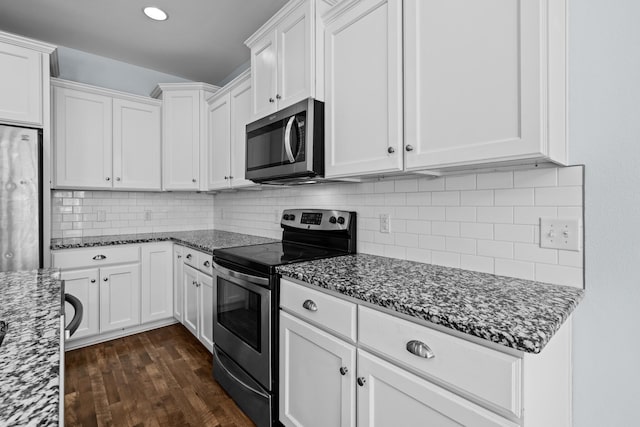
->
[212,209,357,427]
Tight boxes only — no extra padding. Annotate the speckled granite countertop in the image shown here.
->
[50,229,277,253]
[277,254,584,354]
[0,269,62,426]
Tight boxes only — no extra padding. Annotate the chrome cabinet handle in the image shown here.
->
[224,176,229,180]
[90,279,96,283]
[228,175,233,179]
[405,145,414,152]
[269,97,275,103]
[192,178,196,183]
[105,177,111,181]
[276,94,281,100]
[406,340,435,359]
[387,147,395,154]
[116,177,121,182]
[177,255,182,259]
[186,254,192,260]
[203,260,211,268]
[302,299,318,312]
[103,277,108,282]
[357,377,366,386]
[339,366,349,376]
[92,254,106,260]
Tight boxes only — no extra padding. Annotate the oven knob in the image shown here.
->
[289,214,295,221]
[337,216,345,225]
[329,216,337,224]
[283,214,290,221]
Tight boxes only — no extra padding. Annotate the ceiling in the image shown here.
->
[0,0,288,85]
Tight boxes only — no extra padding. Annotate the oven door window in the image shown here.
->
[216,277,262,352]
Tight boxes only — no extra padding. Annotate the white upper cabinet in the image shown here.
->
[53,84,113,188]
[207,71,256,191]
[113,98,161,190]
[0,31,56,126]
[324,0,403,178]
[53,79,162,190]
[152,83,219,191]
[323,0,567,178]
[403,0,567,171]
[246,0,332,120]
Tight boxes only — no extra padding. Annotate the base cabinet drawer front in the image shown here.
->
[280,311,356,427]
[280,278,357,342]
[197,251,214,276]
[183,248,198,269]
[62,268,100,340]
[358,306,522,417]
[52,245,140,270]
[357,350,518,427]
[99,264,141,333]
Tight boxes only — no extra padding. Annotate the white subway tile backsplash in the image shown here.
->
[476,171,513,189]
[535,263,583,288]
[495,188,534,206]
[211,166,583,288]
[495,259,535,281]
[494,224,535,243]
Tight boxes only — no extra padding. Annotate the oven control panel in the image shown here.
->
[281,209,354,231]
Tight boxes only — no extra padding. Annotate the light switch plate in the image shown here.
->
[540,217,581,251]
[380,213,390,233]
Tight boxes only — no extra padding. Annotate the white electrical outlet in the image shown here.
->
[380,213,391,233]
[96,210,106,222]
[144,210,152,221]
[540,217,581,251]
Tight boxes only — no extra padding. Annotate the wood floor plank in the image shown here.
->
[65,324,255,427]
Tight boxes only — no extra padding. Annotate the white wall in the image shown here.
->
[214,166,584,288]
[569,0,640,425]
[56,46,190,96]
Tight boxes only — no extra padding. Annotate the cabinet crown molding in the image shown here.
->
[244,0,308,47]
[206,68,251,104]
[150,82,220,99]
[51,78,161,106]
[0,29,59,76]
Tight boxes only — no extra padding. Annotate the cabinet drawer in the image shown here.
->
[196,251,213,276]
[280,278,357,342]
[358,306,522,417]
[52,245,140,269]
[182,247,198,268]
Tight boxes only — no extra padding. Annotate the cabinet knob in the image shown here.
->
[302,299,318,312]
[357,377,366,387]
[204,260,211,268]
[269,97,275,103]
[224,176,229,180]
[405,145,414,152]
[276,94,281,100]
[186,254,192,260]
[116,177,121,182]
[387,147,395,154]
[192,280,197,286]
[228,175,233,179]
[192,178,197,183]
[406,340,435,359]
[103,277,108,282]
[105,177,111,181]
[339,366,349,376]
[90,279,96,283]
[92,254,106,260]
[177,255,182,259]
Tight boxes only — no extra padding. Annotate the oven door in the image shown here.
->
[213,262,271,389]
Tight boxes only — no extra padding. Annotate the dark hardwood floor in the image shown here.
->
[64,324,255,427]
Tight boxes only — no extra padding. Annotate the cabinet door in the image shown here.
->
[54,86,113,188]
[140,243,173,323]
[404,0,544,170]
[198,273,214,353]
[229,77,255,188]
[183,264,199,337]
[279,311,356,427]
[62,268,100,340]
[0,42,42,125]
[324,0,403,178]
[357,350,518,427]
[173,245,184,322]
[99,264,140,333]
[113,98,161,190]
[207,92,232,190]
[162,90,200,190]
[276,0,313,110]
[251,30,278,119]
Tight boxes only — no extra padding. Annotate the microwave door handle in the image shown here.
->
[284,116,296,163]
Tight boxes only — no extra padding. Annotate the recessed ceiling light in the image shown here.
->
[143,6,168,21]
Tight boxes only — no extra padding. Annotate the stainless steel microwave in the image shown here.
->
[245,98,324,184]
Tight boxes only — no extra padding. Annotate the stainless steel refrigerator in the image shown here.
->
[0,124,42,272]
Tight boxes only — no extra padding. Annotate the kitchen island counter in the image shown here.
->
[277,253,584,354]
[50,229,277,253]
[0,269,62,426]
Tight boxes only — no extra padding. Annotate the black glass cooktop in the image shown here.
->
[213,241,348,275]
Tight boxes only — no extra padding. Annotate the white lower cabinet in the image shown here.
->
[141,243,173,323]
[182,258,214,353]
[279,277,572,427]
[63,268,100,340]
[280,311,356,427]
[99,263,140,333]
[173,245,184,322]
